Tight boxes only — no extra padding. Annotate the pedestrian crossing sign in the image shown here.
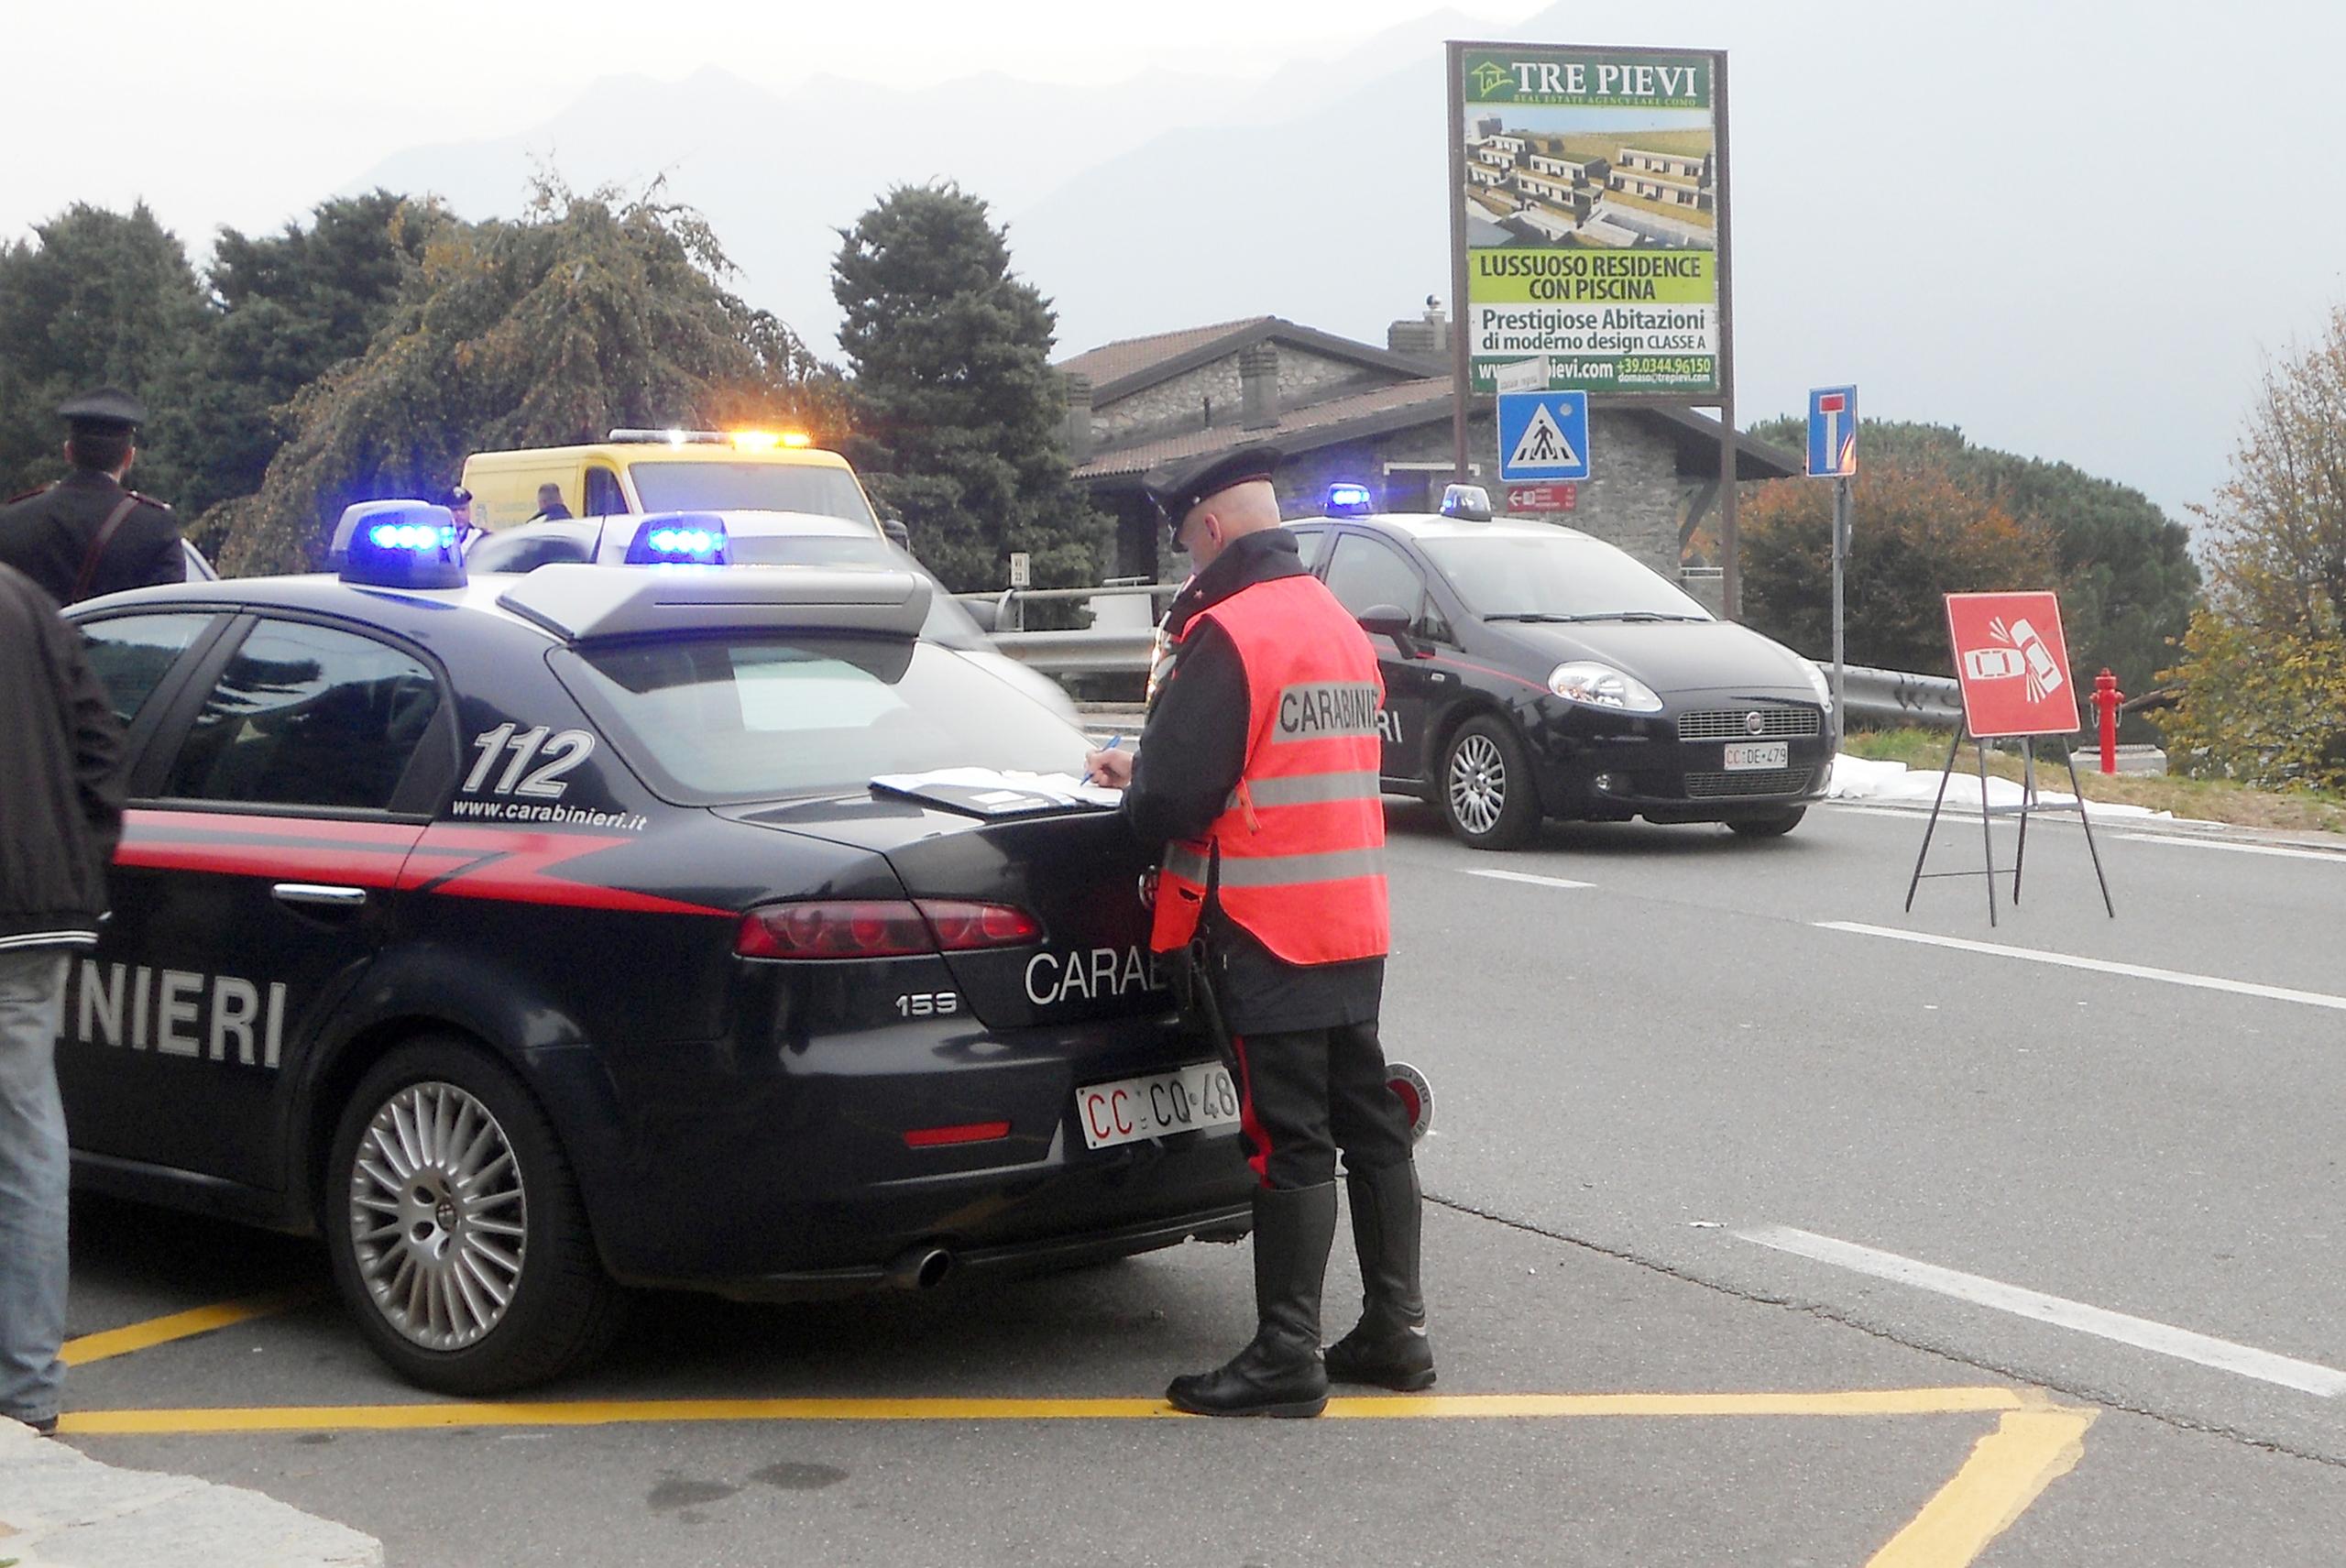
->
[1496,390,1590,484]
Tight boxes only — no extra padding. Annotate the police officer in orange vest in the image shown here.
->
[1086,444,1432,1419]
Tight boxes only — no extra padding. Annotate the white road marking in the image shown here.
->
[1817,921,2346,1013]
[2117,834,2345,864]
[1460,868,1595,890]
[1736,1224,2346,1398]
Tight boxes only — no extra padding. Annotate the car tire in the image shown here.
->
[324,1036,624,1395]
[1726,807,1806,839]
[1439,715,1541,850]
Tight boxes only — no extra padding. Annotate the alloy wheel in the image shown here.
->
[346,1080,529,1350]
[1447,732,1507,836]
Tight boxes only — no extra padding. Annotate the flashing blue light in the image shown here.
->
[1325,482,1374,517]
[336,500,466,589]
[367,522,456,551]
[626,513,729,565]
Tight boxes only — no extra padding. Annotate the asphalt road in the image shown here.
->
[50,798,2346,1564]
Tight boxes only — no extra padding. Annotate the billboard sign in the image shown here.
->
[1945,592,2081,738]
[1450,43,1727,399]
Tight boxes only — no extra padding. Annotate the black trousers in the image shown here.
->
[1226,1021,1414,1190]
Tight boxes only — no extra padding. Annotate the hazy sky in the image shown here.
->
[0,0,1543,245]
[6,0,2343,525]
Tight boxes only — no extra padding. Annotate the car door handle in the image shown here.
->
[272,883,369,909]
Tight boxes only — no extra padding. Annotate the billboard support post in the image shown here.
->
[1714,51,1737,617]
[1447,49,1473,484]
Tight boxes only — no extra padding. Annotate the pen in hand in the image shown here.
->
[1085,735,1123,786]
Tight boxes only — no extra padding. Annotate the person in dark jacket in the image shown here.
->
[527,482,574,522]
[1086,445,1432,1419]
[0,563,128,1435]
[0,388,185,608]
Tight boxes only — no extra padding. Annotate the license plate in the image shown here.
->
[1076,1062,1241,1150]
[1723,740,1788,771]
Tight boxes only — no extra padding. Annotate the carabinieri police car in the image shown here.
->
[61,505,1252,1394]
[1294,485,1835,849]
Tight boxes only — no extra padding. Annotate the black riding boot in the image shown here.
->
[1167,1182,1338,1418]
[1323,1159,1435,1390]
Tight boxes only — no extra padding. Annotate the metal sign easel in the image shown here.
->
[1910,591,2117,927]
[1903,727,2114,927]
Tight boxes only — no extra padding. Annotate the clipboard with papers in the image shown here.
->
[868,767,1124,818]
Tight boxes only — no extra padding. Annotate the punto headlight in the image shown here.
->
[1802,660,1835,710]
[1546,662,1662,713]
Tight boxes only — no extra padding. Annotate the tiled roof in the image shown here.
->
[1074,378,1453,479]
[1073,379,1802,486]
[1055,318,1271,391]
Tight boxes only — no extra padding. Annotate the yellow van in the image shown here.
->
[460,430,883,535]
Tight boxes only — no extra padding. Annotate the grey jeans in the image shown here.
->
[0,948,70,1424]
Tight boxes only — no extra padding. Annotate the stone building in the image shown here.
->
[1055,311,1796,610]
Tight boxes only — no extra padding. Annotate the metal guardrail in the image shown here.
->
[1831,663,1962,730]
[987,625,1964,727]
[992,628,1157,675]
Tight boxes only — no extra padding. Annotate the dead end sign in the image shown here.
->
[1945,591,2081,737]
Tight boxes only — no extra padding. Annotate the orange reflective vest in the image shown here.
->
[1150,574,1389,964]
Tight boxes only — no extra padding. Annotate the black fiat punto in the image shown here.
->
[1288,487,1834,850]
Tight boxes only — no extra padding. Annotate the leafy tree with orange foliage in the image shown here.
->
[2156,305,2346,790]
[1738,461,2062,676]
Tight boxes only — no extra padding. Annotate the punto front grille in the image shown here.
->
[1683,768,1814,798]
[1677,707,1824,741]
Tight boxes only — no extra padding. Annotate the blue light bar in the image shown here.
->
[1439,484,1494,521]
[367,522,458,551]
[625,512,729,565]
[1325,483,1374,518]
[334,501,466,589]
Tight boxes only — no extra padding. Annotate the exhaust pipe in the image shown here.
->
[884,1243,957,1292]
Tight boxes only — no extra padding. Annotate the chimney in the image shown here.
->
[1239,344,1280,431]
[1059,370,1093,464]
[1387,300,1450,359]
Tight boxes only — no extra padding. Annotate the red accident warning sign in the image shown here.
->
[1945,592,2080,737]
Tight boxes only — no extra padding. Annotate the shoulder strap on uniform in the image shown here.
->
[71,495,145,604]
[124,488,172,511]
[3,482,58,505]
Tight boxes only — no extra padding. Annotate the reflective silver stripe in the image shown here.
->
[1274,682,1383,740]
[1211,846,1386,889]
[1164,844,1212,883]
[1238,770,1383,808]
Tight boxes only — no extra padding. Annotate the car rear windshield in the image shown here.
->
[1420,533,1714,620]
[556,634,1087,803]
[630,462,878,527]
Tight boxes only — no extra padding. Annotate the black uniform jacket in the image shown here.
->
[1124,527,1386,1034]
[0,564,127,950]
[0,470,185,606]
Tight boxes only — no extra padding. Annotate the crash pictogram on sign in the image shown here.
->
[1945,593,2079,739]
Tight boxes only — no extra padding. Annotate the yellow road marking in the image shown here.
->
[1868,1405,2097,1567]
[59,1386,2035,1435]
[60,1290,320,1368]
[60,1383,2097,1563]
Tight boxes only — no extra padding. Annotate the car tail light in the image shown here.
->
[735,900,1041,959]
[917,900,1043,949]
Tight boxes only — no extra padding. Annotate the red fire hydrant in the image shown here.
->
[2091,668,2124,773]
